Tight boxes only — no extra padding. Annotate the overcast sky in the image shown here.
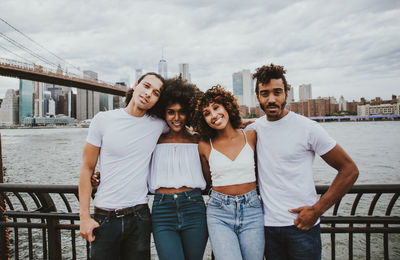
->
[1,0,399,101]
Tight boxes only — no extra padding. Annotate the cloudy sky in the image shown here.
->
[0,0,399,101]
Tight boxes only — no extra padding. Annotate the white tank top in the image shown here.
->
[208,130,256,186]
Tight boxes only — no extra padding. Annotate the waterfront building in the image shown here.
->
[33,82,44,117]
[287,84,294,103]
[19,79,34,124]
[299,84,312,101]
[0,89,19,126]
[339,96,347,111]
[357,95,399,116]
[76,70,100,120]
[49,99,56,116]
[179,63,191,82]
[232,69,255,111]
[287,97,339,117]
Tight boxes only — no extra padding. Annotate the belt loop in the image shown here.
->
[160,194,165,201]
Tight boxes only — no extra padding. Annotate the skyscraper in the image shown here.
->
[77,70,100,120]
[19,79,34,124]
[287,84,294,103]
[179,63,191,82]
[299,84,312,101]
[232,69,254,108]
[0,89,19,126]
[158,50,168,79]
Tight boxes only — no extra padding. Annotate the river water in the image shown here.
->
[1,121,399,259]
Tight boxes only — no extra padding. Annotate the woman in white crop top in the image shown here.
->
[194,85,265,260]
[148,78,208,260]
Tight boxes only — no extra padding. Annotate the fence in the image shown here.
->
[0,184,399,259]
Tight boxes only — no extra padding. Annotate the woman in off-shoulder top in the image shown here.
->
[147,78,208,260]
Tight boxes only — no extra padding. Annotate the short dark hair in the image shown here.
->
[156,77,202,127]
[193,85,242,140]
[253,64,289,95]
[124,72,165,117]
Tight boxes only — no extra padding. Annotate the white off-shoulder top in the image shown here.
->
[148,143,207,193]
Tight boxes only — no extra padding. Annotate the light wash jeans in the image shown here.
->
[207,189,265,260]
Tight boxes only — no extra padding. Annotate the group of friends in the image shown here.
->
[78,63,359,260]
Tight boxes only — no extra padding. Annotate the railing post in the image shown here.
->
[0,133,11,259]
[36,192,62,260]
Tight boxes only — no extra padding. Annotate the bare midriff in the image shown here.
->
[156,186,194,194]
[212,181,257,196]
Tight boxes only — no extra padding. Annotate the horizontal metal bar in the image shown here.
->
[321,216,400,224]
[321,227,400,233]
[4,211,79,220]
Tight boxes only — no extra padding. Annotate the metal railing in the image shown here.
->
[0,184,399,259]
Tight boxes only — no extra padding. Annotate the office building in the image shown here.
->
[77,70,100,120]
[0,89,19,126]
[299,84,312,101]
[33,82,44,117]
[179,63,191,82]
[158,58,168,79]
[339,96,347,111]
[232,69,255,110]
[19,79,34,124]
[287,84,294,103]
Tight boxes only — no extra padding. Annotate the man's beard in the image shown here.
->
[261,101,287,119]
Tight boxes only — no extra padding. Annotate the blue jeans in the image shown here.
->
[152,189,208,260]
[207,189,265,260]
[264,224,322,260]
[90,205,151,260]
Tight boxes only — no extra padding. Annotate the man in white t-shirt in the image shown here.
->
[247,64,359,259]
[79,72,167,260]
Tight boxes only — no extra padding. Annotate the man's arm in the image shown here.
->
[79,142,100,242]
[290,144,359,230]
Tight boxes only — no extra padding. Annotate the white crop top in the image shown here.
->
[208,130,256,186]
[148,143,207,193]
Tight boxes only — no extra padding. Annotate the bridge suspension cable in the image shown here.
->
[0,43,33,64]
[0,17,80,72]
[0,32,59,68]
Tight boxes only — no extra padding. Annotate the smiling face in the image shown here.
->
[165,103,187,133]
[132,74,163,111]
[202,102,230,130]
[257,78,288,121]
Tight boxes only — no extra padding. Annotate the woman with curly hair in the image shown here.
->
[148,77,208,260]
[194,85,265,260]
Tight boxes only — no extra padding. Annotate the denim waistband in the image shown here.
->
[210,188,258,204]
[154,188,202,200]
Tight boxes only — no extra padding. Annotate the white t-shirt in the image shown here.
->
[86,108,167,209]
[247,111,336,226]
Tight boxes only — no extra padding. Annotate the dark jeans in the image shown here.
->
[152,189,208,260]
[264,224,321,260]
[90,205,152,260]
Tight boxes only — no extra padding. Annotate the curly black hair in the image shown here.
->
[253,63,289,95]
[124,72,165,117]
[156,77,202,127]
[193,85,242,140]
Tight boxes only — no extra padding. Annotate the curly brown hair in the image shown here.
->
[253,63,289,95]
[193,85,242,140]
[156,77,202,127]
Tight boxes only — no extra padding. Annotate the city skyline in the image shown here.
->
[0,1,399,100]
